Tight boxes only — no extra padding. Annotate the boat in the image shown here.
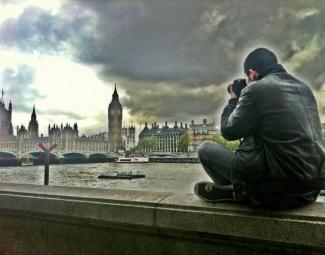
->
[98,171,146,180]
[22,162,34,166]
[115,157,149,163]
[149,156,199,163]
[21,158,34,166]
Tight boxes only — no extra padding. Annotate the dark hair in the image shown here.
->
[244,48,278,75]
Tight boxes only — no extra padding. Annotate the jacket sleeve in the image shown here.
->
[220,87,259,141]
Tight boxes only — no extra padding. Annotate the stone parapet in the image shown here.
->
[0,182,324,254]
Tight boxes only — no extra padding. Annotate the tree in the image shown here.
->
[137,136,156,152]
[212,134,240,150]
[201,134,240,150]
[177,133,189,152]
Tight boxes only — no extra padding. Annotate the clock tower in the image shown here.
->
[108,83,123,152]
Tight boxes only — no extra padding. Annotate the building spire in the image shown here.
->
[1,88,3,100]
[112,82,119,99]
[31,104,36,121]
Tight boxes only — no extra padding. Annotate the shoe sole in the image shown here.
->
[194,181,235,203]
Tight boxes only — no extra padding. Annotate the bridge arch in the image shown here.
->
[62,152,88,164]
[27,151,58,159]
[88,153,108,163]
[0,151,19,166]
[0,151,18,158]
[89,153,108,158]
[62,152,87,158]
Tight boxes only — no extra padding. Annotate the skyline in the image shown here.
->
[0,0,325,136]
[1,87,201,138]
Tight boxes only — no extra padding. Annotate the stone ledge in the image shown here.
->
[0,182,324,253]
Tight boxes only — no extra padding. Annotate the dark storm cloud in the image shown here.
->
[0,5,91,54]
[1,0,325,122]
[73,0,325,85]
[0,64,45,113]
[121,80,226,123]
[74,0,325,121]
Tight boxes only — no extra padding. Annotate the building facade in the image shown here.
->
[47,124,108,153]
[3,123,108,156]
[108,84,123,152]
[139,121,188,153]
[188,119,217,152]
[122,125,136,151]
[27,105,39,138]
[0,91,109,157]
[0,90,13,137]
[17,106,40,140]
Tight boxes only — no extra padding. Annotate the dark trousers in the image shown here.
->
[197,141,234,186]
[197,140,319,209]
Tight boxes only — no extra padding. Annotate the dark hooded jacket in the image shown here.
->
[221,64,325,197]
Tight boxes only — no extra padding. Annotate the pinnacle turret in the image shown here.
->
[112,83,119,99]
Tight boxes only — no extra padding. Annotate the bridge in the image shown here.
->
[0,149,119,165]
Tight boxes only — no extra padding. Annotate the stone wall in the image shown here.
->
[0,183,324,255]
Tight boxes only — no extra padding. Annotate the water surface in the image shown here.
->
[0,163,210,194]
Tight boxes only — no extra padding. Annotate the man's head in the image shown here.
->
[244,48,278,84]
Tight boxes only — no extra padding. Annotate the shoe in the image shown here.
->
[194,181,235,202]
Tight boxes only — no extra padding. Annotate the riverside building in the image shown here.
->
[188,119,217,152]
[139,121,188,153]
[122,125,136,151]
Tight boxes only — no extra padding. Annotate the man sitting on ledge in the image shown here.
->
[195,48,325,209]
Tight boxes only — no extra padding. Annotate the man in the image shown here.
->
[194,48,325,209]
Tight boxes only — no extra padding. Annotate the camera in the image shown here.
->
[227,79,247,98]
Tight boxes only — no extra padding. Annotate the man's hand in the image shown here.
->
[227,84,238,99]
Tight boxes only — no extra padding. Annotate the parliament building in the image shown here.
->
[0,90,13,137]
[0,87,126,156]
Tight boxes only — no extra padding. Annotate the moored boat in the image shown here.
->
[98,170,146,179]
[115,157,149,163]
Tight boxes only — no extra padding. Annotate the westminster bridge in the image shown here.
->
[0,136,119,165]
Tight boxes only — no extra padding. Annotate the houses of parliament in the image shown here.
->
[0,86,135,156]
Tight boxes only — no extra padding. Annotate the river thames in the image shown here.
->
[0,163,211,194]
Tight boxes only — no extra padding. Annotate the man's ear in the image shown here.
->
[249,69,258,80]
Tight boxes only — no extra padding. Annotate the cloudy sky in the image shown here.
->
[0,0,324,136]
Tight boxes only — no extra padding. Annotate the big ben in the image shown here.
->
[108,83,123,152]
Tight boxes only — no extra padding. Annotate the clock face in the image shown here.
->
[109,108,121,116]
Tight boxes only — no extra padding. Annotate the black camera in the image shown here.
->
[227,79,247,98]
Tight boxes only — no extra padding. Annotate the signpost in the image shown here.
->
[38,143,57,185]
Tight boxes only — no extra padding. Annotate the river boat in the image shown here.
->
[115,157,149,163]
[98,170,146,180]
[21,158,34,166]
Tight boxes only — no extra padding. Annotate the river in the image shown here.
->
[0,163,211,194]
